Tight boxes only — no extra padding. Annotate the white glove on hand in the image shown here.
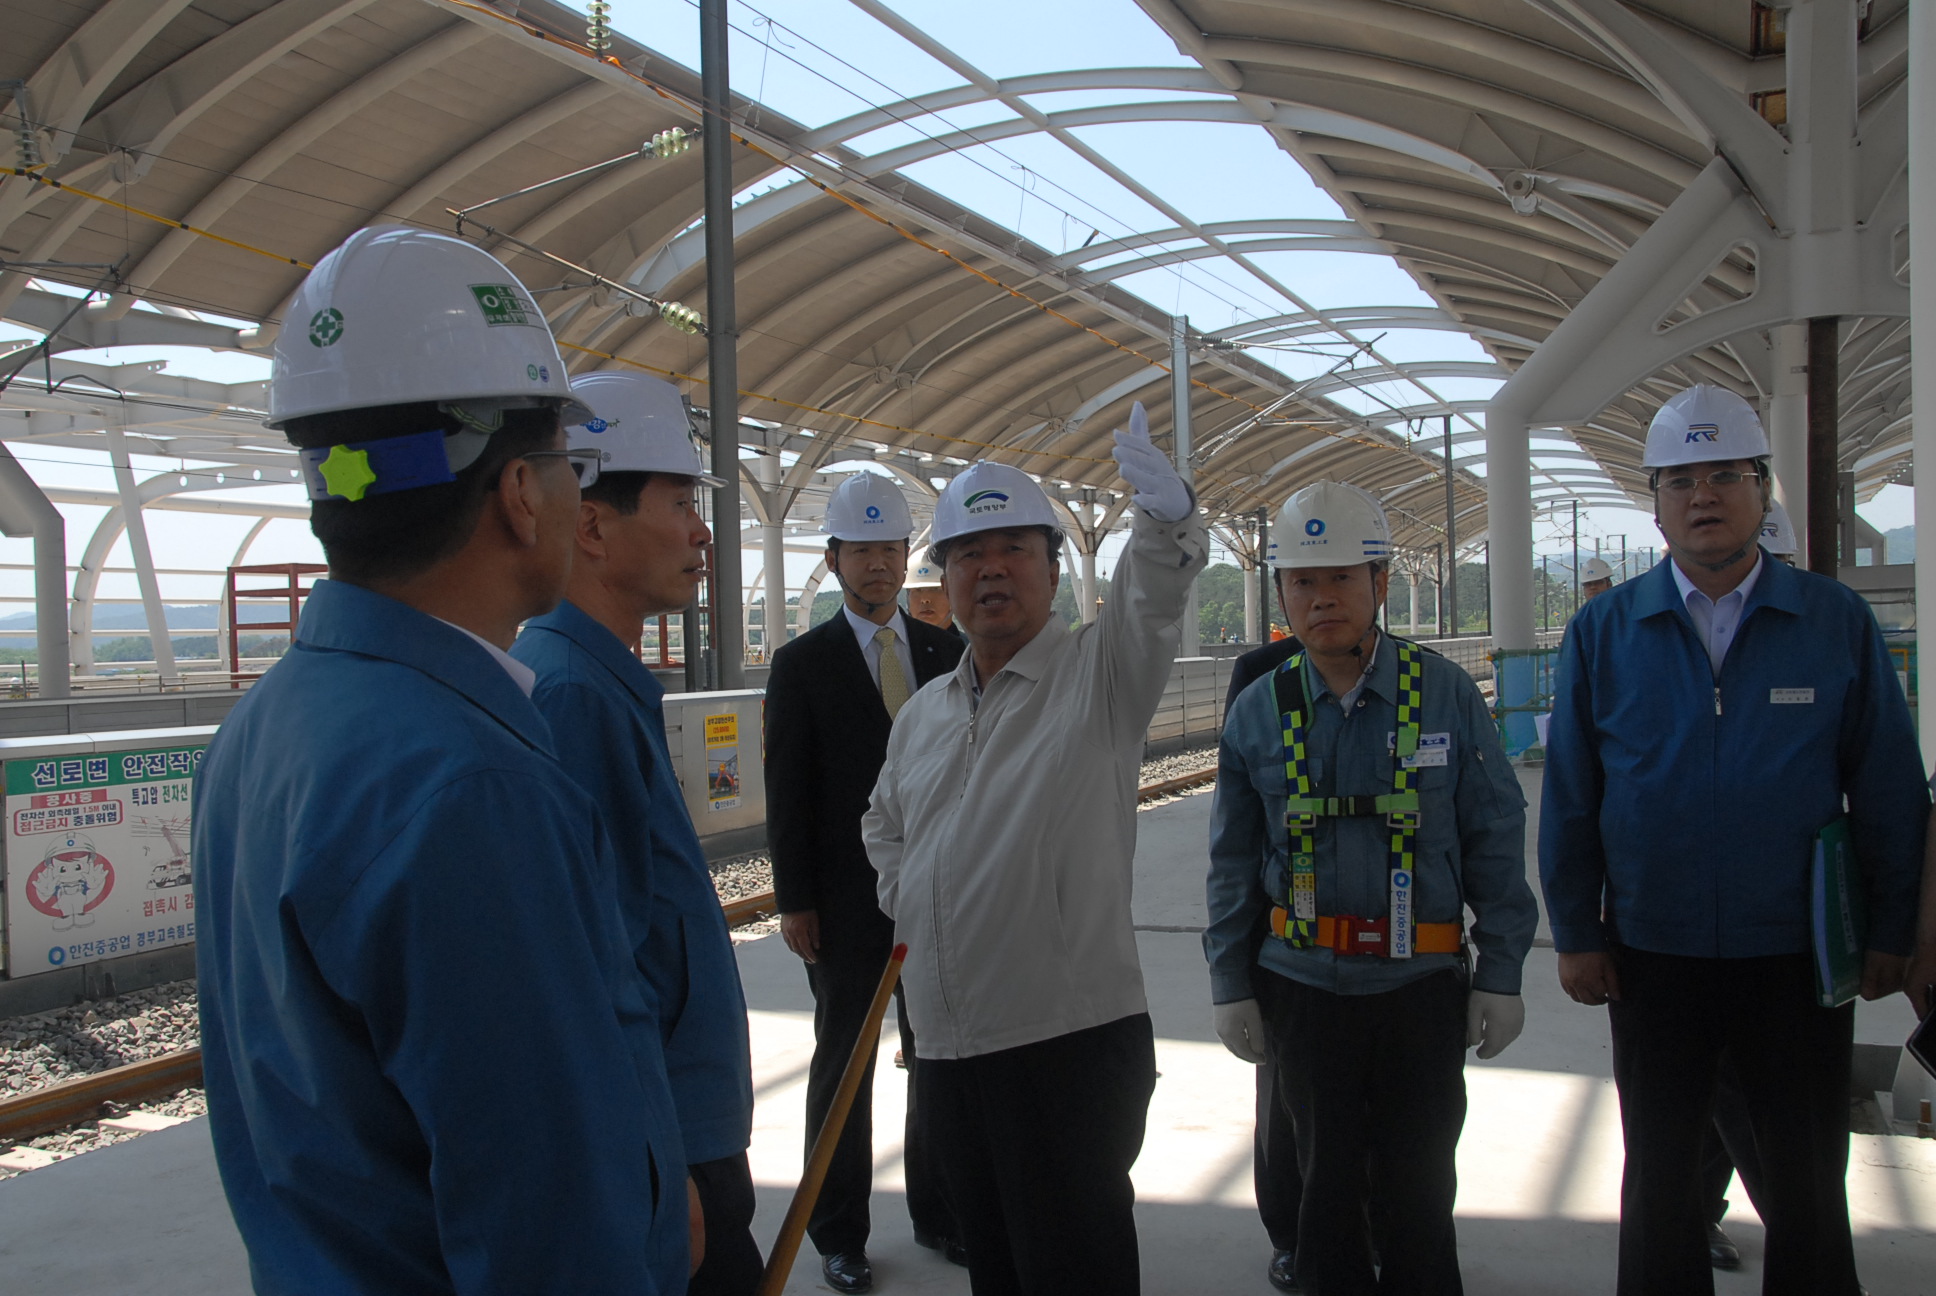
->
[1213,998,1269,1064]
[1111,401,1193,524]
[1466,990,1525,1060]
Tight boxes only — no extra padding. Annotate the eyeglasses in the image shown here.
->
[524,448,601,489]
[1655,469,1760,494]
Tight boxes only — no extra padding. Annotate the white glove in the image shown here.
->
[1466,990,1525,1060]
[1213,998,1269,1064]
[1111,401,1193,524]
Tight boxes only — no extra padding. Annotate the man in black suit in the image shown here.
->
[765,472,965,1294]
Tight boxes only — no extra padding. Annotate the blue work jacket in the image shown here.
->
[513,600,753,1164]
[193,580,688,1296]
[1540,553,1928,958]
[1206,632,1535,1000]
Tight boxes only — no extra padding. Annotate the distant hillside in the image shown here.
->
[0,603,292,633]
[1886,525,1913,565]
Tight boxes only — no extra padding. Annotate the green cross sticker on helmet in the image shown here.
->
[307,308,344,347]
[470,283,536,327]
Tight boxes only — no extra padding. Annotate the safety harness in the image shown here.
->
[1267,638,1462,958]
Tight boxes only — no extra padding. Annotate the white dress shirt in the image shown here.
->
[1669,553,1764,675]
[440,619,536,696]
[863,508,1210,1060]
[842,604,915,692]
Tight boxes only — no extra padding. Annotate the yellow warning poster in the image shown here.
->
[705,714,740,811]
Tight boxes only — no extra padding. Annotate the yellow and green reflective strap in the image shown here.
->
[1388,640,1424,958]
[1271,654,1319,946]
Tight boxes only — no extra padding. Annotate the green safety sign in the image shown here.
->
[470,282,536,327]
[308,307,344,347]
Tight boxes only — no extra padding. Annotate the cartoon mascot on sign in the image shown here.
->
[31,833,111,931]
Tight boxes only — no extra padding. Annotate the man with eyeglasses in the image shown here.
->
[1540,384,1927,1296]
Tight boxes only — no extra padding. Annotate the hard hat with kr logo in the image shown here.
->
[1267,481,1392,569]
[823,471,914,542]
[268,225,591,430]
[1760,499,1799,556]
[1642,385,1768,469]
[929,461,1063,546]
[904,559,943,588]
[1581,556,1614,583]
[566,371,723,486]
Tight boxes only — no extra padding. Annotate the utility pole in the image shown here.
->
[1443,414,1457,637]
[701,0,743,688]
[1540,554,1549,631]
[1172,316,1200,654]
[1433,542,1444,638]
[1570,499,1580,614]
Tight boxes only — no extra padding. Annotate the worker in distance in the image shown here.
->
[863,403,1205,1295]
[1541,384,1928,1295]
[1205,480,1535,1295]
[902,559,958,634]
[510,370,760,1294]
[193,227,693,1293]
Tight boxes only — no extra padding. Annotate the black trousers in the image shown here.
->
[1608,945,1859,1296]
[920,1013,1156,1296]
[1260,967,1468,1296]
[1255,1053,1303,1252]
[688,1152,764,1296]
[1700,1075,1765,1228]
[803,940,952,1255]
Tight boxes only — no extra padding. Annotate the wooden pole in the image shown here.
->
[756,942,908,1296]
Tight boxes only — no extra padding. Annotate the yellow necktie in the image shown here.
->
[875,625,910,718]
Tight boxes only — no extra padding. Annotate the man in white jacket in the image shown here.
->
[863,405,1205,1295]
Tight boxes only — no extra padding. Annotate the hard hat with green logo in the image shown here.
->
[1267,481,1391,569]
[930,462,1062,546]
[271,227,596,506]
[823,472,914,542]
[1642,385,1768,470]
[566,370,724,486]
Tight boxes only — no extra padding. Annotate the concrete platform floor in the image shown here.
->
[4,770,1934,1294]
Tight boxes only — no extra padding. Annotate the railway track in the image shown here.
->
[0,765,1220,1148]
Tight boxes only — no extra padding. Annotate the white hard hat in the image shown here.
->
[1581,557,1614,583]
[1760,499,1799,556]
[930,461,1062,546]
[268,225,591,429]
[823,472,914,542]
[566,371,723,486]
[905,560,943,589]
[1643,385,1769,469]
[1267,481,1392,569]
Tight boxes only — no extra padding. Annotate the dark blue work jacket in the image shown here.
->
[193,580,688,1295]
[514,600,753,1164]
[1540,554,1927,958]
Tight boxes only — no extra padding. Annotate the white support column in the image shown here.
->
[1486,411,1535,650]
[1172,316,1200,655]
[1767,323,1809,538]
[1408,571,1420,635]
[1242,555,1258,643]
[102,422,178,685]
[1080,544,1099,625]
[756,450,787,652]
[1913,0,1936,770]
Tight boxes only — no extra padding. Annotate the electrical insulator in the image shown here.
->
[648,128,691,158]
[658,301,703,334]
[586,0,613,52]
[15,119,40,170]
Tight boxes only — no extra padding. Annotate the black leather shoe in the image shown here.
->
[1268,1248,1300,1292]
[1707,1222,1741,1270]
[822,1251,873,1293]
[914,1230,969,1267]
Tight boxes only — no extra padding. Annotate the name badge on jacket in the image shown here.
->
[1388,731,1451,767]
[1770,688,1815,704]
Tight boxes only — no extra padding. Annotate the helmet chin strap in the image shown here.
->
[833,570,896,617]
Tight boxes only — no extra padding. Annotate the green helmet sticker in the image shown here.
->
[470,283,536,327]
[318,444,378,502]
[307,308,344,347]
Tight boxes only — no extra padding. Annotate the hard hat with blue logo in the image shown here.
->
[904,559,943,589]
[929,461,1062,546]
[1642,385,1769,470]
[1760,499,1799,556]
[1267,481,1392,569]
[823,471,915,541]
[566,370,724,486]
[1581,556,1614,583]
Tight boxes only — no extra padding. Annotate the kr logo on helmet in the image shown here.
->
[1685,423,1720,443]
[965,489,1010,515]
[307,308,344,347]
[583,417,614,434]
[865,505,882,521]
[1305,518,1326,537]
